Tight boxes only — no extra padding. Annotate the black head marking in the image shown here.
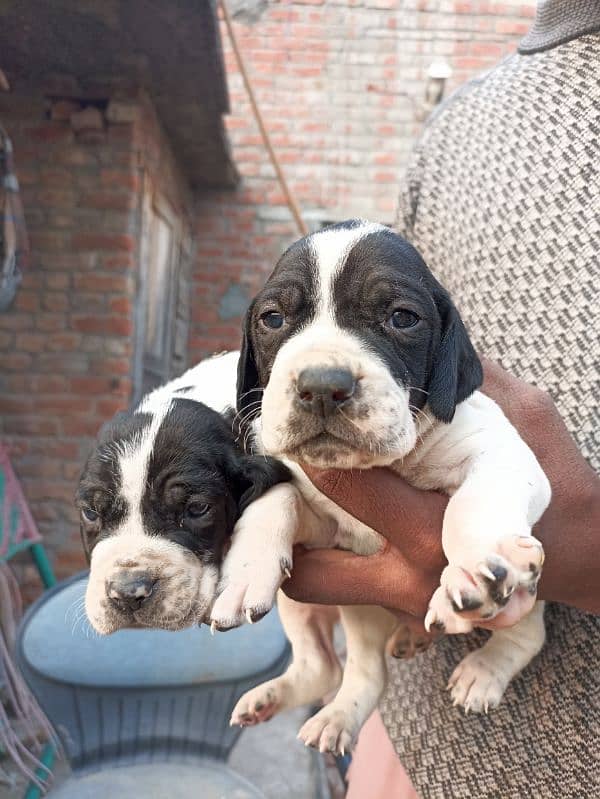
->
[237,235,318,415]
[77,411,152,562]
[330,224,481,422]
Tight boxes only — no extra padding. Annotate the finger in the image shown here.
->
[302,466,447,563]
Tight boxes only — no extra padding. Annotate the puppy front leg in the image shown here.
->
[211,482,333,630]
[210,483,300,630]
[231,592,342,726]
[425,446,551,635]
[298,606,397,755]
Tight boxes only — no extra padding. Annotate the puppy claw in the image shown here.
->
[424,608,436,632]
[478,564,497,582]
[284,567,292,580]
[246,609,254,625]
[451,587,463,610]
[210,620,217,635]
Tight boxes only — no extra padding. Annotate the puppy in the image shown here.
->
[77,352,290,635]
[212,220,551,754]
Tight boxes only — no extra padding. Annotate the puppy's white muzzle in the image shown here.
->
[86,535,217,635]
[260,324,417,469]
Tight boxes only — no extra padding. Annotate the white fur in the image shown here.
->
[219,221,551,753]
[86,352,236,634]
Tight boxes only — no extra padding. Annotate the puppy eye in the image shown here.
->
[185,502,210,520]
[389,309,420,329]
[81,507,100,523]
[260,311,284,330]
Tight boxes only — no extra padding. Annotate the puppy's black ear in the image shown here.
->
[428,289,482,423]
[237,455,291,514]
[237,301,261,416]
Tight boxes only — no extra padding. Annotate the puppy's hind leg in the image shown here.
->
[449,600,546,713]
[231,592,342,727]
[298,605,397,755]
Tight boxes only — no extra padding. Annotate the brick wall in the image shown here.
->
[0,89,192,584]
[189,0,536,363]
[0,0,537,581]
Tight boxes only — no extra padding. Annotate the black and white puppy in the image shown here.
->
[212,221,551,754]
[77,352,290,635]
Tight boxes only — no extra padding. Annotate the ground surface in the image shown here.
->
[0,705,343,798]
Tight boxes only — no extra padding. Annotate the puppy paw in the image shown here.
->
[297,705,357,755]
[230,680,284,727]
[210,554,292,631]
[425,534,544,632]
[387,623,435,659]
[447,650,509,713]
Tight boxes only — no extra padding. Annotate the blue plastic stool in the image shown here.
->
[17,572,290,795]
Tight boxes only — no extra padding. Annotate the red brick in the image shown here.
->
[89,357,131,376]
[46,332,82,352]
[108,296,133,314]
[3,415,59,436]
[71,314,133,336]
[15,332,47,353]
[99,168,140,192]
[0,396,34,414]
[64,416,104,437]
[80,191,136,211]
[100,253,136,271]
[69,375,131,395]
[31,124,74,143]
[35,314,66,332]
[0,352,33,371]
[50,99,82,121]
[42,292,69,312]
[45,273,70,290]
[37,396,93,414]
[14,291,40,312]
[0,312,33,330]
[24,480,76,503]
[96,398,127,417]
[30,375,70,393]
[72,233,136,252]
[73,274,131,293]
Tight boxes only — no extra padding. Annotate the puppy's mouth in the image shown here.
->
[278,420,407,469]
[91,594,209,635]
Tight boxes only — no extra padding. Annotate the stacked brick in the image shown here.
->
[0,90,191,584]
[189,0,535,363]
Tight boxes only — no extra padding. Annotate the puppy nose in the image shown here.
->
[296,367,356,417]
[106,573,156,612]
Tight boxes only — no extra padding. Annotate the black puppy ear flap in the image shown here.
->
[237,301,260,416]
[237,455,291,514]
[428,290,483,423]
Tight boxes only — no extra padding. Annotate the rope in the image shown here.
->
[219,0,309,237]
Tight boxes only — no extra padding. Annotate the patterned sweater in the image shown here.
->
[384,4,600,796]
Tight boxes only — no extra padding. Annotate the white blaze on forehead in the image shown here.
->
[115,402,171,538]
[309,221,388,319]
